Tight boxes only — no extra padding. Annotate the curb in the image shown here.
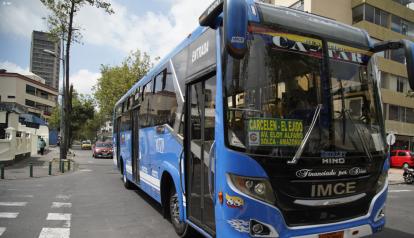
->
[0,156,78,180]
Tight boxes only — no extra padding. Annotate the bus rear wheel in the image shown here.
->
[169,186,194,237]
[122,163,133,189]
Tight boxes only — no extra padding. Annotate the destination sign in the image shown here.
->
[248,118,303,146]
[249,25,373,65]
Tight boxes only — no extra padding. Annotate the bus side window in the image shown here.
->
[153,67,178,128]
[140,81,153,128]
[120,112,131,132]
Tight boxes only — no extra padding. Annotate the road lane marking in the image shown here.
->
[55,195,71,200]
[51,202,72,208]
[38,228,70,238]
[388,190,412,193]
[0,202,27,206]
[79,169,92,172]
[46,213,71,221]
[0,212,19,218]
[13,195,34,198]
[0,227,5,236]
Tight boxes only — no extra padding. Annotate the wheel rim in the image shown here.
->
[404,163,409,168]
[170,193,180,225]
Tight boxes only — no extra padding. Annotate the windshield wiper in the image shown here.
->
[344,109,373,162]
[287,104,323,165]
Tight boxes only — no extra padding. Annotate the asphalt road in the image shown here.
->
[0,147,179,238]
[0,147,413,238]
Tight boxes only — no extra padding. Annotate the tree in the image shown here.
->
[41,0,113,159]
[69,92,95,143]
[48,106,61,130]
[94,50,154,117]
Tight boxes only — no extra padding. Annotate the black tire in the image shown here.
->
[122,163,133,189]
[405,174,414,184]
[168,186,194,237]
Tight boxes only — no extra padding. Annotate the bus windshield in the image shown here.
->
[224,24,384,157]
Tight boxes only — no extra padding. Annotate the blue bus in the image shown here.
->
[113,0,414,237]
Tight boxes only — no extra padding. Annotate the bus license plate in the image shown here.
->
[319,231,344,238]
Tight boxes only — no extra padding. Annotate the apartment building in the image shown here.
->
[0,70,58,120]
[265,0,414,150]
[30,31,61,89]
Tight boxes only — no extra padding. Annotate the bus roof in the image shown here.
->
[115,0,372,110]
[257,2,371,49]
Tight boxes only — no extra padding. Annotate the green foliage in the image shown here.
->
[93,50,154,117]
[70,92,96,140]
[48,105,61,129]
[40,0,114,43]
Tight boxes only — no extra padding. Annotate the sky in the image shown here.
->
[0,0,212,95]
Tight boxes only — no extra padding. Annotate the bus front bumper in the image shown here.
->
[220,182,387,238]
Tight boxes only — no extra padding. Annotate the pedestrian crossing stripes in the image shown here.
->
[0,212,19,218]
[46,213,71,221]
[0,227,5,236]
[38,228,70,238]
[0,202,27,206]
[55,195,71,200]
[51,202,72,208]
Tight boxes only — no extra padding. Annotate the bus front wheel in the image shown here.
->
[169,186,194,237]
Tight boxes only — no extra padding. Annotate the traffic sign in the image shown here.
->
[386,133,396,145]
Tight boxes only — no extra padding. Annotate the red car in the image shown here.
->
[390,150,414,168]
[92,142,113,159]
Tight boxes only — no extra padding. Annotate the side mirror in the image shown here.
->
[372,40,414,90]
[223,0,248,59]
[402,39,414,90]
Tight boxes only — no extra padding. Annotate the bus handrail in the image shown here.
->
[179,150,185,196]
[208,141,216,203]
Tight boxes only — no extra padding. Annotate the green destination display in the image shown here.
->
[248,118,303,146]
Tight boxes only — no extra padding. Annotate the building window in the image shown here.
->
[26,85,36,95]
[352,5,364,24]
[391,15,414,37]
[397,78,405,92]
[365,4,375,23]
[25,99,35,107]
[392,15,402,33]
[389,104,399,121]
[407,108,414,123]
[388,104,414,124]
[352,4,390,28]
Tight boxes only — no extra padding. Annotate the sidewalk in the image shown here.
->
[0,146,76,180]
[389,168,405,185]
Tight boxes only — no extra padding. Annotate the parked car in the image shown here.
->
[81,140,92,150]
[92,142,113,159]
[390,150,414,168]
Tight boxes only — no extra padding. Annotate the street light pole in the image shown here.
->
[43,42,66,164]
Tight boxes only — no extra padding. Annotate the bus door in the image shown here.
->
[185,73,216,235]
[116,116,121,169]
[132,107,140,184]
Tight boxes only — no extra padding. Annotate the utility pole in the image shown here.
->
[43,34,66,164]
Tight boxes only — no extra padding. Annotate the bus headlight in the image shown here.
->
[376,170,388,194]
[228,174,276,205]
